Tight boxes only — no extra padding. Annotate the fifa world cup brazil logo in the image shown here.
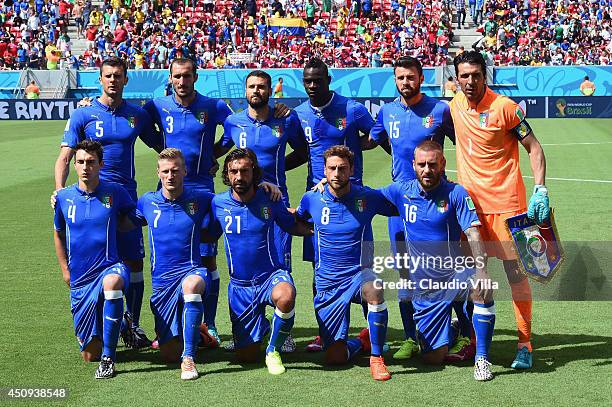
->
[555,99,567,117]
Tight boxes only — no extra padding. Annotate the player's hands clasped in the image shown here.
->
[527,185,550,224]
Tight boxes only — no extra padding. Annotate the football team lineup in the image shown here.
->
[2,56,611,405]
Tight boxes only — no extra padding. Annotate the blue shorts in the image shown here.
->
[412,273,471,353]
[228,270,294,349]
[413,300,454,353]
[117,189,144,261]
[150,267,210,346]
[70,263,130,351]
[314,270,376,347]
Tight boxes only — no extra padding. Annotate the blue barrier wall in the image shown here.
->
[2,66,612,99]
[2,96,611,120]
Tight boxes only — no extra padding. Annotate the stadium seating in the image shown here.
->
[1,0,610,70]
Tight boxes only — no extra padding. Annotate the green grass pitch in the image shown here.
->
[0,119,610,406]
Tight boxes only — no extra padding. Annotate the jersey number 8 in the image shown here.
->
[321,207,330,225]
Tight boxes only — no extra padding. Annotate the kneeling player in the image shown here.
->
[380,140,496,381]
[296,146,397,381]
[53,140,139,379]
[205,149,312,375]
[134,149,214,380]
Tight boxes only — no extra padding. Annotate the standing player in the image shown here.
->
[144,59,290,345]
[134,149,213,380]
[205,149,312,375]
[214,70,307,272]
[449,51,549,369]
[380,140,496,381]
[285,58,376,351]
[54,140,140,378]
[366,56,462,361]
[296,146,397,381]
[143,58,232,345]
[54,57,157,349]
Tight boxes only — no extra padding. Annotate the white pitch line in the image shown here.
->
[445,170,612,184]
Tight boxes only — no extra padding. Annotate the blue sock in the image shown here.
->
[367,303,388,357]
[102,290,124,360]
[473,302,496,360]
[453,301,472,338]
[182,294,204,360]
[266,308,295,354]
[126,272,144,326]
[399,300,417,340]
[204,270,219,328]
[347,338,362,360]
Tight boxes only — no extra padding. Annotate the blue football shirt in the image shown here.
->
[54,181,137,289]
[380,178,481,282]
[294,93,374,188]
[296,184,396,291]
[62,99,156,192]
[136,188,214,288]
[209,188,297,282]
[144,92,232,191]
[221,108,306,199]
[370,95,455,182]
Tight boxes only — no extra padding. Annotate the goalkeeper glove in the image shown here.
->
[527,185,550,224]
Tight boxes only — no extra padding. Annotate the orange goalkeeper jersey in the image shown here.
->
[449,87,527,214]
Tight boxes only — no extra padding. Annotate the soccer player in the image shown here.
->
[380,140,496,381]
[144,59,290,345]
[449,51,549,369]
[134,148,213,380]
[205,149,312,375]
[285,57,375,351]
[366,56,461,361]
[54,57,157,349]
[143,58,232,345]
[54,140,140,379]
[296,146,397,381]
[215,70,307,272]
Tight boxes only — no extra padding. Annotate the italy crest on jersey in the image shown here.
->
[198,111,209,124]
[128,116,136,128]
[355,198,366,212]
[187,201,198,215]
[436,199,448,213]
[102,195,113,208]
[261,206,271,220]
[422,115,433,128]
[272,125,283,138]
[336,117,347,130]
[479,112,489,128]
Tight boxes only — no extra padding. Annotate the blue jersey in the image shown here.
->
[221,108,306,198]
[296,184,396,291]
[380,178,481,281]
[144,93,232,191]
[294,93,374,188]
[62,99,156,192]
[136,188,214,289]
[209,188,297,281]
[370,95,454,182]
[54,181,136,289]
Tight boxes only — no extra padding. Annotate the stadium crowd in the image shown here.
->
[0,0,611,70]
